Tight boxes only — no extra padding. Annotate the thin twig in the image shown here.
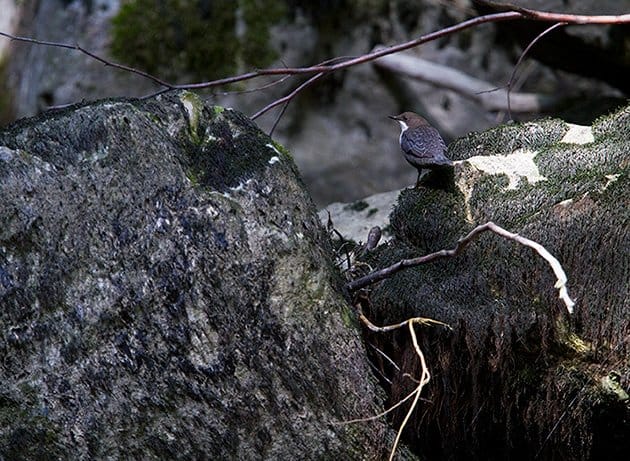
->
[347,221,575,314]
[1,9,628,94]
[334,305,442,460]
[502,3,630,24]
[389,322,431,461]
[369,343,401,372]
[166,9,630,89]
[332,385,419,425]
[217,74,292,96]
[161,12,523,89]
[268,101,290,138]
[252,53,358,122]
[367,358,394,385]
[506,22,567,119]
[360,312,450,333]
[252,72,324,120]
[0,31,173,89]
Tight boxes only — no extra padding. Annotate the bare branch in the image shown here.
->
[0,31,174,89]
[267,101,290,138]
[217,74,292,96]
[368,343,401,372]
[359,311,449,333]
[251,71,325,120]
[2,7,629,110]
[251,55,356,123]
[177,9,629,89]
[334,303,441,460]
[487,1,630,24]
[347,221,575,314]
[170,12,524,89]
[332,385,418,425]
[506,22,567,118]
[389,322,431,461]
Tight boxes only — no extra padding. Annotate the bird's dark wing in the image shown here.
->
[401,126,446,158]
[401,126,451,169]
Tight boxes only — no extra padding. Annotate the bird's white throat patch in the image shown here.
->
[397,120,409,132]
[462,149,547,190]
[397,120,409,144]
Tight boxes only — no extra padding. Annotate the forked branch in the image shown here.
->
[347,221,575,314]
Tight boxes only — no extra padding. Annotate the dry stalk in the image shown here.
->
[334,308,449,460]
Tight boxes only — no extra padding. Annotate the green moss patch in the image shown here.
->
[111,0,286,82]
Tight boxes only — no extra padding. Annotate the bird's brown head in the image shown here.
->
[388,111,430,128]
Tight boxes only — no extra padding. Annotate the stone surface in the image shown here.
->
[0,0,18,60]
[0,92,409,459]
[318,189,399,246]
[4,0,157,120]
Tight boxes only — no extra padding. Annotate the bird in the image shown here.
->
[389,112,452,187]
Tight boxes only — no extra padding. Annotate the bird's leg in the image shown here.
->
[415,169,423,188]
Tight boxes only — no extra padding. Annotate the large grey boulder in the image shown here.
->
[0,92,407,459]
[347,105,629,460]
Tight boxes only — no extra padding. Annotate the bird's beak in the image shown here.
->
[388,115,400,121]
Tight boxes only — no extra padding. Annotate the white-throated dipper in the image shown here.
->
[389,112,452,187]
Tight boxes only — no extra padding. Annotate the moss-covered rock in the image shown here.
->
[357,105,629,460]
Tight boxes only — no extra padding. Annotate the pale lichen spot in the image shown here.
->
[225,178,254,195]
[560,123,594,145]
[179,91,203,137]
[266,143,282,156]
[0,146,14,161]
[602,173,621,192]
[205,205,219,218]
[155,216,170,230]
[464,149,547,190]
[268,156,280,165]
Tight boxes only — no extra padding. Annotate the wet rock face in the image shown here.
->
[0,92,393,459]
